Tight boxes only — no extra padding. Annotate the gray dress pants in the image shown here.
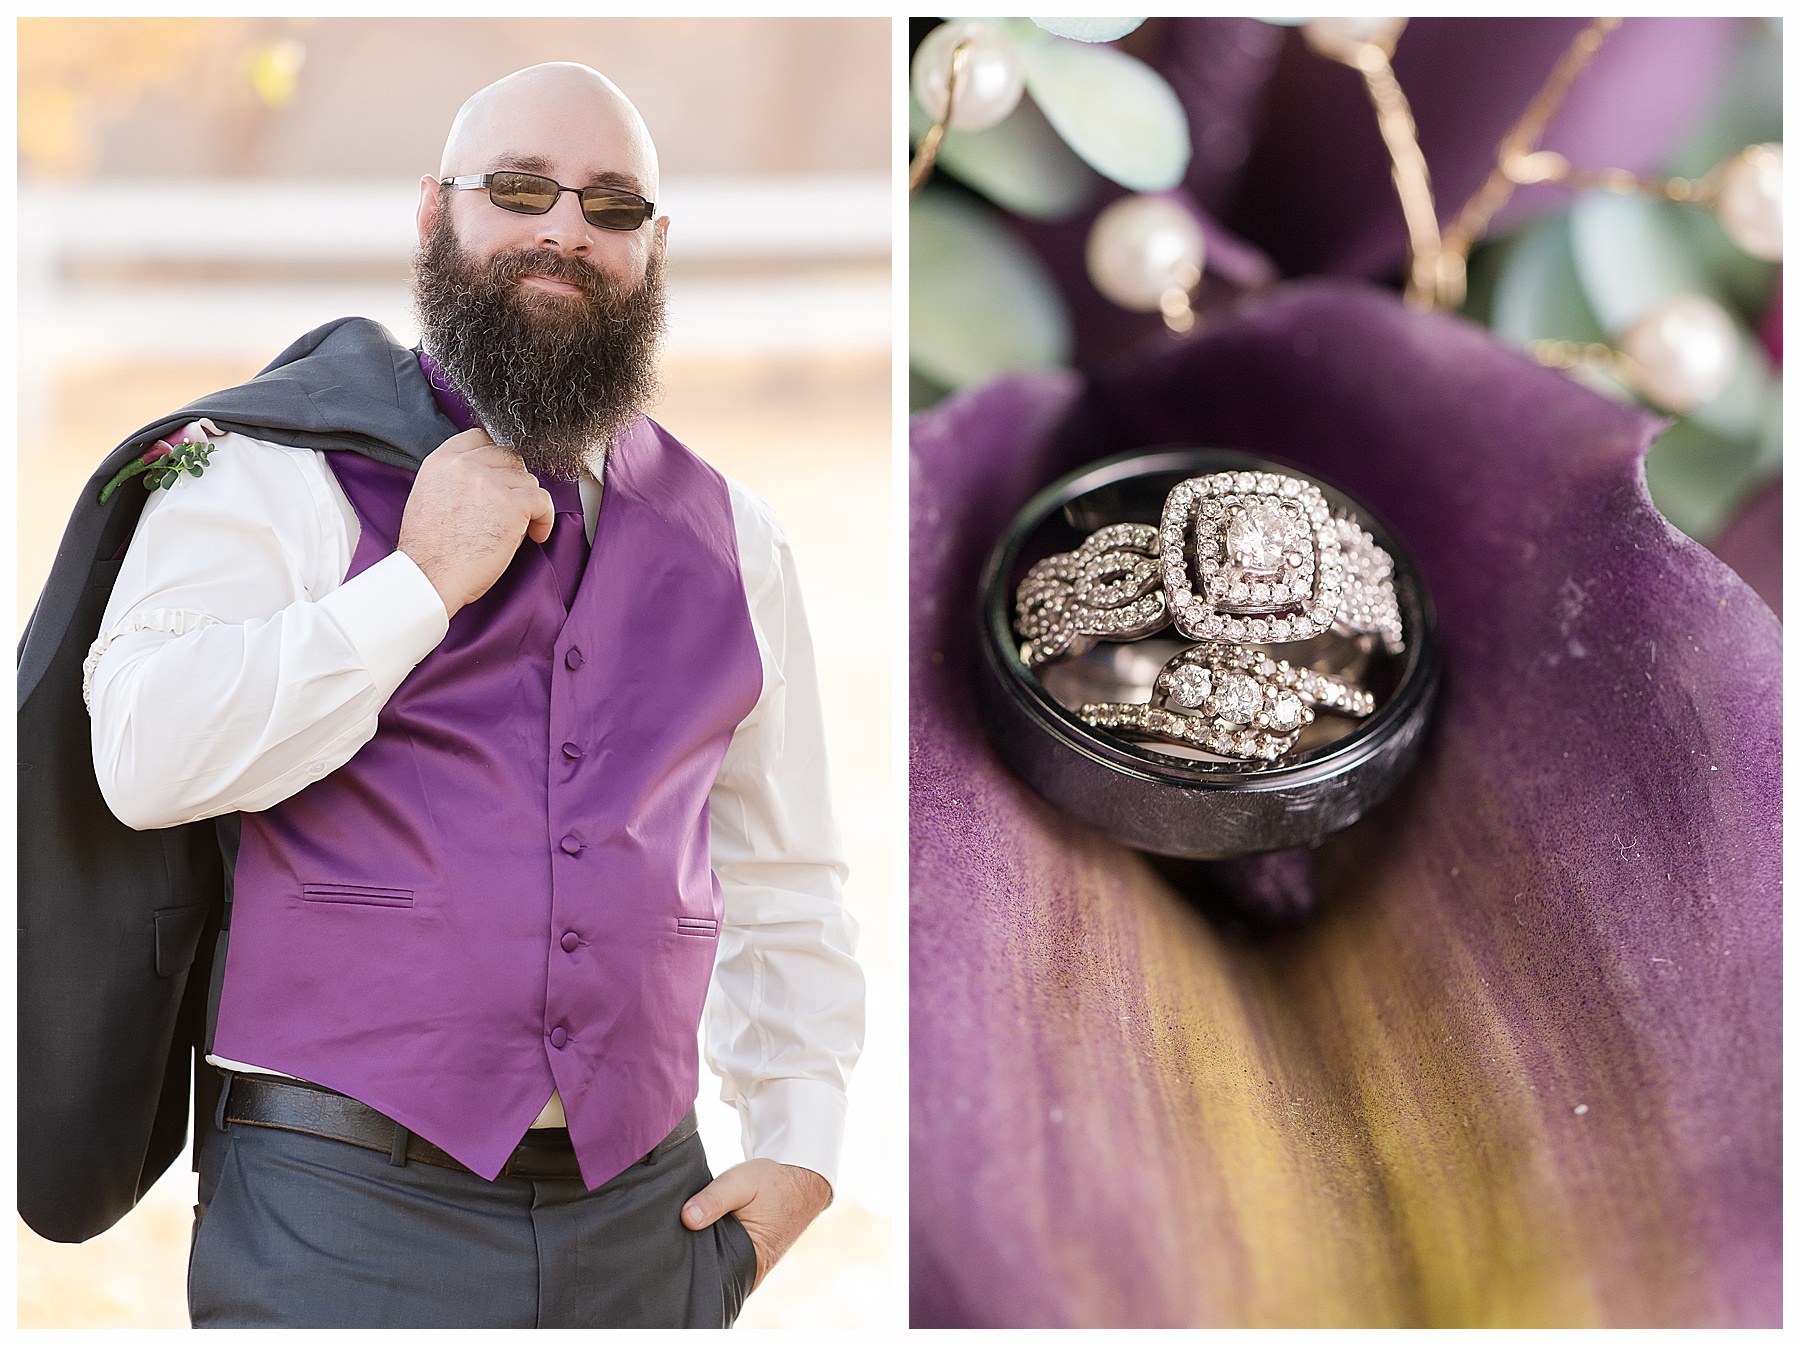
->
[188,1109,757,1328]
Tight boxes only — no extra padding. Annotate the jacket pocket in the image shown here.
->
[674,916,720,938]
[300,883,413,908]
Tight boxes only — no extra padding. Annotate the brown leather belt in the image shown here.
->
[217,1071,696,1181]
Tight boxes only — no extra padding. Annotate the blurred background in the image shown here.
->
[908,17,1780,612]
[18,17,894,1329]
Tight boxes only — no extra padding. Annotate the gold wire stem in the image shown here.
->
[1439,17,1622,306]
[1527,337,1645,392]
[1504,150,1718,204]
[1159,260,1203,335]
[908,40,973,197]
[1351,42,1442,309]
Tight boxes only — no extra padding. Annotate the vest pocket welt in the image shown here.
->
[674,916,720,938]
[300,883,414,909]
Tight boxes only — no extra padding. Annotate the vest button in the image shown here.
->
[560,931,580,953]
[564,646,584,670]
[559,835,583,856]
[549,1025,568,1049]
[561,741,583,760]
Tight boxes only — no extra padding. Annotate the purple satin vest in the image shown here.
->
[211,415,763,1186]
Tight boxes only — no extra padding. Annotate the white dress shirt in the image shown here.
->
[84,418,864,1189]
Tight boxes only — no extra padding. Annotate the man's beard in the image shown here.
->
[412,208,666,480]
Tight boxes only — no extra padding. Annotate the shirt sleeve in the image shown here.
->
[705,482,865,1193]
[86,425,448,829]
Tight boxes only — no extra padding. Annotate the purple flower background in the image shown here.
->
[909,284,1780,1325]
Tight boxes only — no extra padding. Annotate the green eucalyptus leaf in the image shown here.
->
[1569,192,1774,435]
[1457,234,1515,328]
[1029,18,1144,42]
[910,187,1072,389]
[953,17,1042,45]
[1490,213,1610,346]
[1568,192,1718,331]
[1019,37,1190,191]
[1643,415,1775,543]
[1755,380,1782,474]
[911,366,954,414]
[1666,197,1779,316]
[911,92,1099,220]
[1490,213,1631,404]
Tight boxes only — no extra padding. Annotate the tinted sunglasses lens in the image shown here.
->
[487,172,559,215]
[580,190,649,231]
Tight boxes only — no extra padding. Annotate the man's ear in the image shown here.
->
[416,175,442,248]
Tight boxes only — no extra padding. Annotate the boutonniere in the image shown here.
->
[98,437,216,504]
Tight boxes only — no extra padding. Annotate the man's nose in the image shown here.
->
[533,191,591,255]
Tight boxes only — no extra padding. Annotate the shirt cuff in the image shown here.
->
[732,1077,849,1194]
[316,550,449,697]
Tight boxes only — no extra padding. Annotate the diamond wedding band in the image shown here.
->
[1079,643,1375,762]
[1014,523,1168,668]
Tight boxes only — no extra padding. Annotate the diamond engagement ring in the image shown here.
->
[1014,523,1168,668]
[977,446,1439,860]
[1159,470,1403,651]
[1017,478,1403,665]
[1078,643,1375,763]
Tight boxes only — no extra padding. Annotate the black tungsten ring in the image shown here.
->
[975,447,1440,860]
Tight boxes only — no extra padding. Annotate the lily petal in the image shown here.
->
[910,282,1780,1326]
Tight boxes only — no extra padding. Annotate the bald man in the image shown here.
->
[29,63,863,1327]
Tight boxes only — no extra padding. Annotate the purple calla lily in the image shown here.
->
[910,282,1779,1327]
[1710,477,1781,618]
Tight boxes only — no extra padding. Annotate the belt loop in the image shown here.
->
[389,1122,410,1168]
[214,1070,234,1133]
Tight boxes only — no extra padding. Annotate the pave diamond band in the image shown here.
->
[1332,517,1404,653]
[1015,523,1169,668]
[1077,643,1376,763]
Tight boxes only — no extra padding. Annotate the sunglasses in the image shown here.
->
[439,171,655,232]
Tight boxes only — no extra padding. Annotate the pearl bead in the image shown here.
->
[1619,293,1740,415]
[1085,194,1206,312]
[1714,143,1782,262]
[911,21,1025,133]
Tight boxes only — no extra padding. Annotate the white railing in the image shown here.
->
[21,175,891,363]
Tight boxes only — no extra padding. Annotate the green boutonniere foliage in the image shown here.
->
[99,438,217,505]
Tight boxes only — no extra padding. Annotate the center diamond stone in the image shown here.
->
[1226,501,1305,571]
[1167,664,1212,709]
[1211,672,1263,725]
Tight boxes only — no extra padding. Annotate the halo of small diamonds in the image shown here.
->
[1160,471,1345,642]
